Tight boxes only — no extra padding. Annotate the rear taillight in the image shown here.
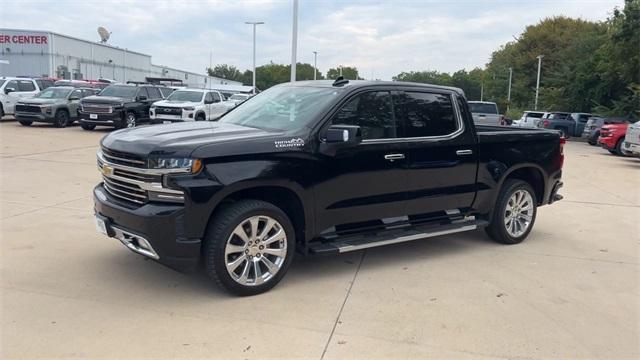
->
[500,115,506,126]
[559,137,566,168]
[543,120,550,128]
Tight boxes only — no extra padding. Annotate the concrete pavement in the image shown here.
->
[1,121,638,359]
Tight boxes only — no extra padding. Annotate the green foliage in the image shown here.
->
[391,0,639,116]
[326,66,363,80]
[206,64,245,83]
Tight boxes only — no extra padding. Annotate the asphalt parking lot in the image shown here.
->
[1,120,638,359]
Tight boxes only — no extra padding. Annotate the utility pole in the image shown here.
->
[535,55,543,110]
[480,82,484,102]
[507,67,513,112]
[339,65,343,77]
[290,0,299,83]
[245,21,264,94]
[313,51,318,80]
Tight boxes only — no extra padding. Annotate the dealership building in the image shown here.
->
[0,28,243,89]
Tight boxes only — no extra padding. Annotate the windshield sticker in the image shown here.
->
[274,138,305,149]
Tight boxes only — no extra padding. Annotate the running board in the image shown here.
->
[309,218,488,255]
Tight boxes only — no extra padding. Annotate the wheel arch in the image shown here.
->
[202,183,311,251]
[498,164,546,205]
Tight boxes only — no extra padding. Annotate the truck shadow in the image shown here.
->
[94,228,505,298]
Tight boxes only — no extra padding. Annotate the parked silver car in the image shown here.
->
[15,86,98,127]
[468,101,502,126]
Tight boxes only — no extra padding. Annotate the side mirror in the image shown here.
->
[204,98,213,104]
[5,87,15,94]
[138,95,147,101]
[325,125,362,144]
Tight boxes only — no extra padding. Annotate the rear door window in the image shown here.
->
[393,91,458,137]
[146,87,162,99]
[137,87,149,99]
[18,80,36,92]
[331,91,397,140]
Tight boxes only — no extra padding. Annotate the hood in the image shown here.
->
[153,100,199,107]
[101,121,287,158]
[18,98,61,105]
[81,95,130,104]
[602,123,629,131]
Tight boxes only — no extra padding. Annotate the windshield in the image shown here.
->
[469,103,498,114]
[167,91,203,102]
[230,94,249,100]
[220,86,342,131]
[35,87,72,99]
[98,85,138,98]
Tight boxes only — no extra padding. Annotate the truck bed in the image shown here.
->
[475,125,560,145]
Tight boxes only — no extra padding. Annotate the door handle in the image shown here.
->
[384,153,405,161]
[456,149,473,156]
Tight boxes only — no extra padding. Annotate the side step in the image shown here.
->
[309,218,488,255]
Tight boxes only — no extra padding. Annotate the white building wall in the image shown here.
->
[0,28,241,88]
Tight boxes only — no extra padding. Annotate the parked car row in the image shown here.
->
[10,81,253,130]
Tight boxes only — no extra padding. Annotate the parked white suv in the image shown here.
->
[512,110,545,128]
[149,89,234,123]
[0,77,42,117]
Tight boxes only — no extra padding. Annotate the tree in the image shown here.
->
[207,64,245,83]
[326,66,362,80]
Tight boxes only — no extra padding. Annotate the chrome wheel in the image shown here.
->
[504,189,534,237]
[224,215,287,286]
[125,113,136,128]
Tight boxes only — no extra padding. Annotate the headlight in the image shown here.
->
[183,106,195,111]
[148,157,202,173]
[42,106,52,113]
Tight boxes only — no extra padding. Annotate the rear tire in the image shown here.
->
[18,120,33,126]
[485,179,537,245]
[80,122,96,131]
[203,200,295,296]
[53,110,70,128]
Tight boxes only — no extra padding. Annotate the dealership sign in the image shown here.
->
[0,34,48,44]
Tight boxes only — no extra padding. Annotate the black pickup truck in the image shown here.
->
[79,84,168,130]
[93,79,564,296]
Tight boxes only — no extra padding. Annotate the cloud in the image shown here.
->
[0,0,622,80]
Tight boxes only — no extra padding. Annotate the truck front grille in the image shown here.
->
[101,147,146,168]
[15,104,42,113]
[102,176,147,204]
[97,148,186,206]
[82,104,113,113]
[155,107,182,116]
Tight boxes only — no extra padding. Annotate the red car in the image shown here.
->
[598,122,632,155]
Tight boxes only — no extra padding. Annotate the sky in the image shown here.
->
[1,0,623,80]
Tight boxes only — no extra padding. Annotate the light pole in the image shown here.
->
[507,67,513,112]
[312,51,318,80]
[339,65,343,77]
[535,55,543,110]
[480,81,484,101]
[245,21,264,94]
[290,0,299,82]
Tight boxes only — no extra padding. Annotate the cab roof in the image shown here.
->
[281,80,465,96]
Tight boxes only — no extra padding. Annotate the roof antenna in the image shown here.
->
[332,76,349,87]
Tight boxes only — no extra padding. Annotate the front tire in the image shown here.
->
[485,179,537,245]
[117,112,137,129]
[80,122,96,131]
[54,110,70,128]
[204,200,295,296]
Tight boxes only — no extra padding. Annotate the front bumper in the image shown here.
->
[93,185,201,271]
[79,110,123,127]
[599,136,617,150]
[16,112,54,122]
[624,142,640,156]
